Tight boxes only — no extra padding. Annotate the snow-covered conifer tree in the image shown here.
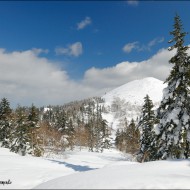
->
[55,109,67,132]
[138,95,156,162]
[27,104,43,156]
[11,106,32,156]
[100,118,112,151]
[0,98,12,148]
[153,14,190,160]
[66,118,75,150]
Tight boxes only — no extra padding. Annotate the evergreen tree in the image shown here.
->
[85,121,94,152]
[115,129,125,152]
[0,98,12,148]
[115,129,122,150]
[84,103,111,152]
[43,107,54,123]
[66,118,75,150]
[27,104,43,156]
[54,109,69,150]
[100,119,112,151]
[85,102,95,152]
[28,104,39,123]
[126,119,140,155]
[11,106,32,156]
[152,14,190,160]
[138,95,156,162]
[94,103,101,152]
[93,104,111,152]
[55,109,67,132]
[115,119,128,152]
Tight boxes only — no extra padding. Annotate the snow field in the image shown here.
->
[34,159,190,189]
[0,147,127,189]
[1,147,190,189]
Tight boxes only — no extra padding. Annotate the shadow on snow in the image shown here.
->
[46,159,97,172]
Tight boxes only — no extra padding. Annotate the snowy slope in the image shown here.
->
[102,77,166,106]
[101,77,167,131]
[35,159,190,189]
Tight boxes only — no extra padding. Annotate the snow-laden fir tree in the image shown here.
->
[94,103,103,152]
[54,109,69,150]
[11,106,33,156]
[27,104,43,156]
[94,103,111,152]
[0,98,12,148]
[138,95,156,162]
[66,118,75,150]
[152,14,190,160]
[54,109,67,132]
[115,129,122,151]
[100,118,112,151]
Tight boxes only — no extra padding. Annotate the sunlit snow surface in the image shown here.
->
[1,147,190,189]
[35,159,190,189]
[0,147,128,189]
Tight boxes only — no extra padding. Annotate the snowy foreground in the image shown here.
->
[0,148,190,189]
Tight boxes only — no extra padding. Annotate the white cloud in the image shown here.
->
[123,37,164,53]
[0,48,97,107]
[0,46,186,107]
[123,42,139,53]
[138,37,165,51]
[55,42,83,57]
[127,1,139,6]
[31,48,49,55]
[148,37,165,48]
[77,17,92,30]
[82,48,182,92]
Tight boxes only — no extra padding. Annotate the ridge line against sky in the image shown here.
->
[0,1,189,107]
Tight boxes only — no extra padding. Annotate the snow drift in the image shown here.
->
[34,159,190,189]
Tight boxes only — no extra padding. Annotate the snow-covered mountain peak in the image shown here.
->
[101,77,167,131]
[102,77,167,106]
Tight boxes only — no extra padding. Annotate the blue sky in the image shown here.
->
[0,1,189,78]
[0,1,190,106]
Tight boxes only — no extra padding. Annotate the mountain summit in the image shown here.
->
[102,77,167,131]
[102,77,166,106]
